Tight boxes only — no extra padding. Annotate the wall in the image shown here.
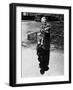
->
[0,0,72,90]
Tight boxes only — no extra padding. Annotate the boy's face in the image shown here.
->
[41,17,46,23]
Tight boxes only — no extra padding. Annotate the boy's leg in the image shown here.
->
[42,50,50,71]
[39,55,45,74]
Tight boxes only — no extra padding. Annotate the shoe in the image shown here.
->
[40,68,45,75]
[44,67,49,71]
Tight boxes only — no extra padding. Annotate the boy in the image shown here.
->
[37,17,51,74]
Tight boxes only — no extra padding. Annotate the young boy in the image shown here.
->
[37,17,51,74]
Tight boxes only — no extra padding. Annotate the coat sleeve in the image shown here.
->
[44,23,51,33]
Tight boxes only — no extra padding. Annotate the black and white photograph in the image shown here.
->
[21,12,64,77]
[10,3,71,87]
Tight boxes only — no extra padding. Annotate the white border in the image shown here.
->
[16,6,69,84]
